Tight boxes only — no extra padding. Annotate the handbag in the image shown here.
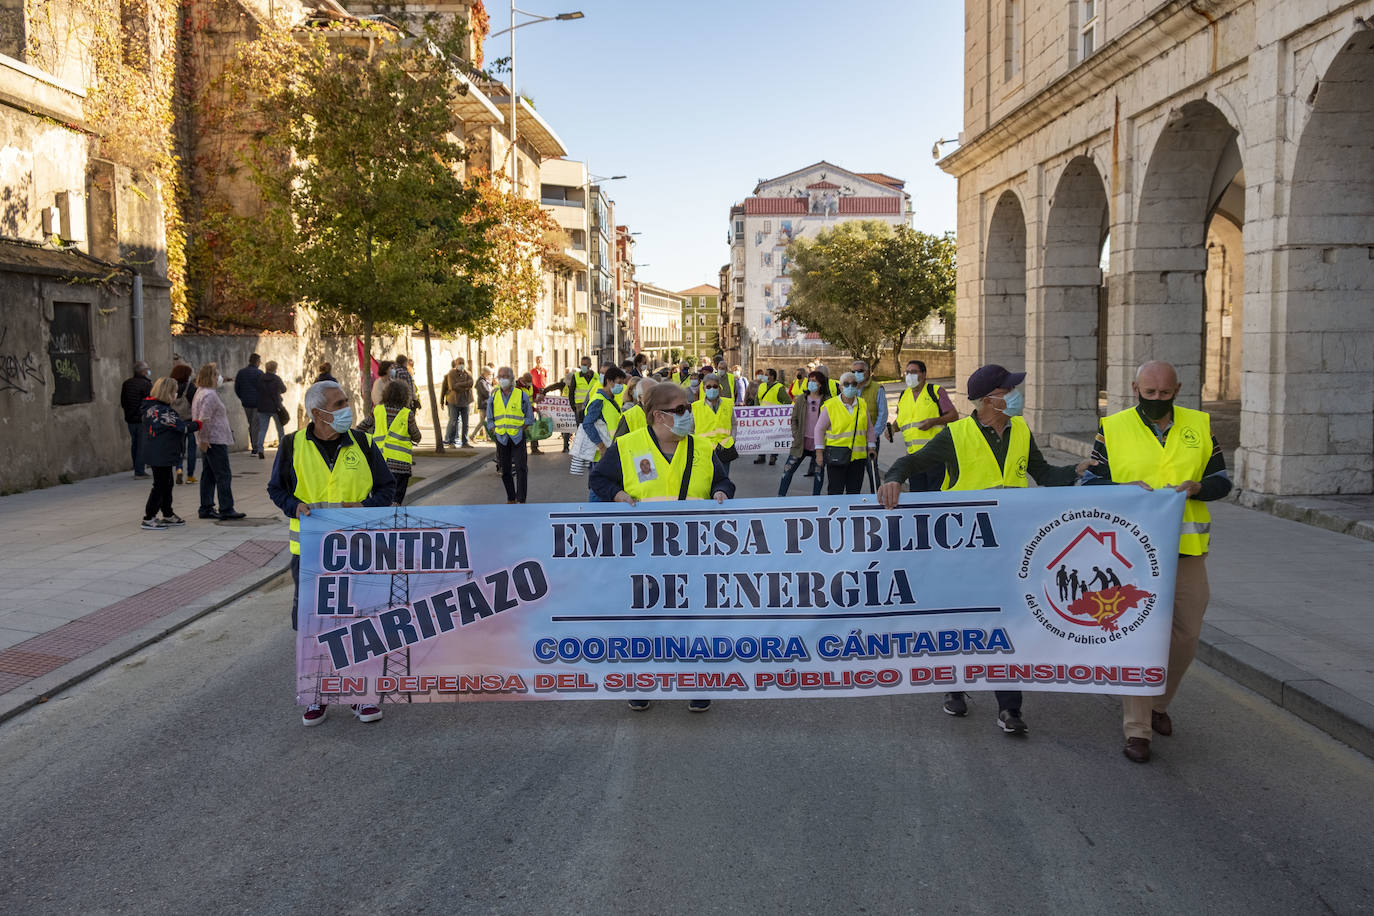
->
[276,405,290,426]
[715,441,739,463]
[528,417,554,441]
[824,405,860,466]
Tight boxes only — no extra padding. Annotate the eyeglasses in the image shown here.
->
[659,404,690,416]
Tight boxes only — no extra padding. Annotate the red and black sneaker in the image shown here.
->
[302,704,327,726]
[351,704,383,723]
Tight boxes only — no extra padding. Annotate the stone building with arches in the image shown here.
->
[939,1,1374,496]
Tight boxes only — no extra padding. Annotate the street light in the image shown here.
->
[493,6,585,188]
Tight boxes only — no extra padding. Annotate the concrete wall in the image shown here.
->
[945,0,1374,495]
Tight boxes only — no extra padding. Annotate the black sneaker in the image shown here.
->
[769,455,777,465]
[753,456,766,464]
[687,699,712,713]
[942,692,968,717]
[997,709,1028,735]
[218,510,246,520]
[161,514,186,526]
[627,699,652,711]
[198,509,220,519]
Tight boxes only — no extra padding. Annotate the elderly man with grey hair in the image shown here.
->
[268,379,395,728]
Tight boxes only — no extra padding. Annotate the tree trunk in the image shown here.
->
[422,321,444,455]
[363,318,374,410]
[891,330,908,378]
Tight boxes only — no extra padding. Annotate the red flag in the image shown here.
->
[355,337,378,381]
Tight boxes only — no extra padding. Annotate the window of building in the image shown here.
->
[1004,0,1022,81]
[570,229,586,249]
[1079,0,1101,61]
[734,220,744,236]
[576,273,586,292]
[49,302,93,405]
[763,221,771,233]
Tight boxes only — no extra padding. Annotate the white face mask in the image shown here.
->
[906,373,921,388]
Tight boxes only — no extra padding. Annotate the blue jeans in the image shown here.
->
[446,404,470,445]
[128,422,145,474]
[778,450,824,497]
[254,411,285,454]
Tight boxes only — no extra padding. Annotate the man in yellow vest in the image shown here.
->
[692,372,737,467]
[589,383,735,714]
[749,368,791,465]
[878,364,1091,736]
[485,366,535,504]
[582,366,628,492]
[893,358,959,491]
[1082,360,1231,764]
[850,358,890,493]
[789,368,808,400]
[267,380,395,727]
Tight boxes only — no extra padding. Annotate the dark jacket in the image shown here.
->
[256,371,286,414]
[267,427,396,520]
[120,374,152,423]
[234,365,263,407]
[139,398,199,467]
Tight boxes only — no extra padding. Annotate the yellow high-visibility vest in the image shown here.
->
[944,415,1028,490]
[620,404,647,435]
[369,405,413,466]
[288,429,375,555]
[758,381,785,405]
[492,387,527,438]
[1101,405,1213,555]
[572,372,598,409]
[588,390,622,438]
[896,384,944,453]
[616,428,714,500]
[789,379,806,399]
[692,397,734,450]
[822,397,868,459]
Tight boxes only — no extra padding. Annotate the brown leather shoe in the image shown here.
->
[1152,710,1173,736]
[1123,737,1151,763]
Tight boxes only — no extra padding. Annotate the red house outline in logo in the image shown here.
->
[1042,527,1152,632]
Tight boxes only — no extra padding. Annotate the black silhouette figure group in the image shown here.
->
[1057,564,1122,601]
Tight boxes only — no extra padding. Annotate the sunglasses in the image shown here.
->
[704,385,720,391]
[658,404,690,416]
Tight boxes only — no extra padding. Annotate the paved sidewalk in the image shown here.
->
[0,443,493,721]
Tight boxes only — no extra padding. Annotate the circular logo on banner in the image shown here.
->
[1020,510,1161,642]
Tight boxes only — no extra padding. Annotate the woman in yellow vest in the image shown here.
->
[582,367,627,503]
[749,367,792,466]
[778,369,832,496]
[814,371,875,495]
[691,373,736,466]
[1081,360,1231,765]
[358,380,420,505]
[267,380,395,727]
[877,364,1092,737]
[589,383,735,714]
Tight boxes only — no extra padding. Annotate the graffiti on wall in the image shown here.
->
[0,326,46,395]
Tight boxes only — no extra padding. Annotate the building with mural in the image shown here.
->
[725,162,911,366]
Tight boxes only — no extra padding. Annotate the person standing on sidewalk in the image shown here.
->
[589,383,735,714]
[315,362,337,383]
[358,379,421,505]
[370,360,394,408]
[121,361,153,478]
[530,355,549,394]
[1082,360,1232,765]
[877,364,1092,737]
[893,359,959,492]
[233,354,262,456]
[268,380,394,727]
[472,366,492,443]
[486,367,534,503]
[253,360,287,458]
[392,354,418,408]
[191,362,245,521]
[170,365,198,485]
[750,367,790,466]
[441,358,474,447]
[138,377,202,530]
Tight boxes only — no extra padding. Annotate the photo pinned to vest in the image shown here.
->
[634,455,658,484]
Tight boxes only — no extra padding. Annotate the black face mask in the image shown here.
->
[1137,395,1174,420]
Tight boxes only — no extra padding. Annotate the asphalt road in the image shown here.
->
[3,448,1372,915]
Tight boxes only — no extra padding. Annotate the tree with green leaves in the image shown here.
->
[210,22,505,424]
[781,222,956,368]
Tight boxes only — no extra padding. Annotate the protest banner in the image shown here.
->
[733,406,793,454]
[540,394,578,434]
[296,487,1183,705]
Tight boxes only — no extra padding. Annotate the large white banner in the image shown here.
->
[296,487,1184,705]
[734,405,793,454]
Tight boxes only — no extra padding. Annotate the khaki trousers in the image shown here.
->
[1122,554,1210,740]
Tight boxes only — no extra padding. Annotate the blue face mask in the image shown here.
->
[326,406,353,433]
[842,385,859,398]
[598,373,604,385]
[611,383,625,395]
[999,389,1025,417]
[671,412,694,436]
[807,380,819,393]
[854,371,866,383]
[705,387,720,401]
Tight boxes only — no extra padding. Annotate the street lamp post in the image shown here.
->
[489,6,584,189]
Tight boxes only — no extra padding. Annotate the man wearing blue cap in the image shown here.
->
[878,364,1093,736]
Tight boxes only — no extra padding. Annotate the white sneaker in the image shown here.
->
[140,518,167,531]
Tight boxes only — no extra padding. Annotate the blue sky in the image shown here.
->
[494,0,965,293]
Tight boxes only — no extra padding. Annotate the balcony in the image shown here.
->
[541,198,585,208]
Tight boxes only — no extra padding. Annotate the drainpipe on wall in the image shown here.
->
[132,273,145,363]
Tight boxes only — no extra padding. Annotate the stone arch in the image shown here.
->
[1276,29,1374,494]
[982,190,1027,373]
[1030,155,1109,436]
[1120,99,1243,411]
